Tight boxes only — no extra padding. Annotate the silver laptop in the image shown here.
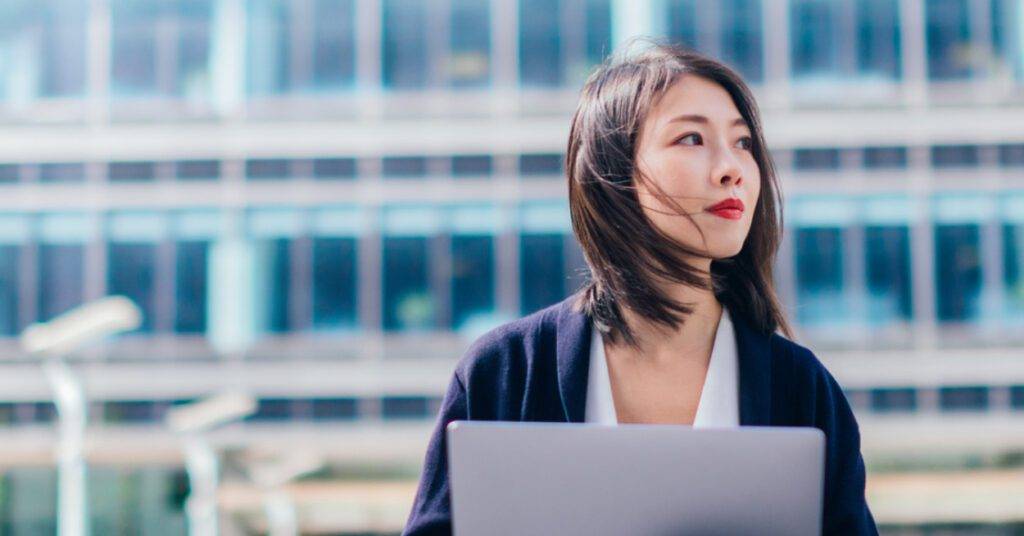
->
[447,421,824,536]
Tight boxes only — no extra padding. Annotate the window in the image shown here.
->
[520,234,566,315]
[998,144,1024,167]
[111,0,212,96]
[383,0,428,88]
[1012,386,1024,409]
[935,224,981,322]
[519,0,562,86]
[794,148,841,171]
[791,0,900,80]
[382,156,428,178]
[870,388,917,413]
[312,0,356,88]
[109,161,156,182]
[451,235,494,330]
[175,159,220,180]
[312,158,356,180]
[251,398,293,421]
[939,386,989,411]
[0,246,19,335]
[382,396,432,420]
[246,0,291,94]
[312,238,358,330]
[0,1,87,101]
[1004,224,1024,318]
[720,0,764,82]
[108,243,157,333]
[666,0,698,50]
[865,226,913,323]
[519,153,563,177]
[795,227,846,325]
[0,164,19,183]
[38,163,85,183]
[38,244,84,322]
[103,401,159,424]
[452,155,493,177]
[931,145,979,168]
[863,146,907,169]
[262,239,292,333]
[311,398,358,420]
[246,159,291,180]
[175,241,208,333]
[926,0,972,80]
[383,236,434,331]
[449,0,491,87]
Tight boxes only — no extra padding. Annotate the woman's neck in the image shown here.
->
[613,264,723,365]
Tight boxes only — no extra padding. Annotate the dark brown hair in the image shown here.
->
[567,41,791,346]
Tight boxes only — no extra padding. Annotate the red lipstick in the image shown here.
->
[705,198,745,220]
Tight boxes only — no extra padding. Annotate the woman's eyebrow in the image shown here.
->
[667,114,748,128]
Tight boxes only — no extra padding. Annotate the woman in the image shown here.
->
[404,43,877,535]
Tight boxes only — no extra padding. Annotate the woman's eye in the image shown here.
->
[736,136,753,150]
[678,133,702,146]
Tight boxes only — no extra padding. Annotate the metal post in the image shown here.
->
[44,359,87,536]
[183,435,220,536]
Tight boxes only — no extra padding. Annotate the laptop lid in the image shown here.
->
[447,421,824,536]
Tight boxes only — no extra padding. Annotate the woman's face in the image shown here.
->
[633,74,761,262]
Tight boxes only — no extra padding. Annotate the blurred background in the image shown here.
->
[0,0,1022,534]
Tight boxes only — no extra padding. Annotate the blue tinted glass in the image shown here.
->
[450,0,491,87]
[926,0,972,80]
[870,388,917,413]
[264,238,291,333]
[585,0,612,67]
[795,227,846,325]
[109,161,156,182]
[177,0,212,95]
[382,156,428,178]
[666,0,698,49]
[519,0,562,86]
[520,234,565,315]
[311,398,358,420]
[108,243,157,333]
[720,0,764,82]
[866,226,913,323]
[794,148,841,170]
[864,146,907,168]
[39,1,88,97]
[939,386,989,411]
[857,0,901,79]
[382,396,431,420]
[247,0,291,94]
[935,224,982,322]
[175,241,208,333]
[452,155,493,177]
[931,145,979,167]
[383,0,428,88]
[252,398,293,421]
[1004,224,1024,317]
[38,163,85,183]
[383,236,434,331]
[791,0,839,77]
[451,235,494,330]
[38,244,84,322]
[0,245,19,335]
[313,0,356,88]
[312,237,358,330]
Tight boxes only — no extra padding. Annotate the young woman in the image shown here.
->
[404,43,877,535]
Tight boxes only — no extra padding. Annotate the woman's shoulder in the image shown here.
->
[764,330,858,424]
[453,298,572,381]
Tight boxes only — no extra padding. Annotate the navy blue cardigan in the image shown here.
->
[403,296,878,535]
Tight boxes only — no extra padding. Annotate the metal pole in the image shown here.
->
[43,359,87,536]
[264,489,298,536]
[183,435,220,536]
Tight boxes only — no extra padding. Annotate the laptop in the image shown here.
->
[447,421,824,536]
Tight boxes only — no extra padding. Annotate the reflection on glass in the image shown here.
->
[1003,224,1024,318]
[791,0,840,77]
[312,0,356,88]
[262,238,292,333]
[926,0,972,80]
[451,235,494,330]
[383,0,428,88]
[108,243,156,333]
[175,240,208,333]
[935,224,981,322]
[865,226,913,324]
[795,227,846,326]
[450,0,491,87]
[720,0,764,82]
[520,233,565,315]
[247,0,291,94]
[383,236,434,331]
[519,0,562,86]
[856,0,901,79]
[312,237,358,330]
[0,245,19,335]
[38,244,84,322]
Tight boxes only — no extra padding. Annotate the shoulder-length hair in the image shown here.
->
[568,41,791,346]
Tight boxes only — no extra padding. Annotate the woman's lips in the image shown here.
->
[705,198,745,220]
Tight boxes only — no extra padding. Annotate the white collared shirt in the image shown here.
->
[584,309,740,427]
